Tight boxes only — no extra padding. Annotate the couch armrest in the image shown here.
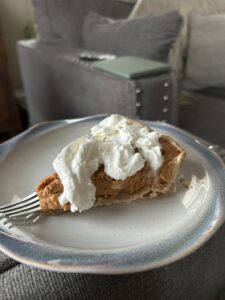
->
[135,71,178,124]
[17,40,179,125]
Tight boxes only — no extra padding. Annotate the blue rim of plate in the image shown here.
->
[0,115,225,274]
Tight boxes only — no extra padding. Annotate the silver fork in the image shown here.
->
[0,192,41,226]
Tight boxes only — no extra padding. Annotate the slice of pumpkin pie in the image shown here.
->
[36,115,186,213]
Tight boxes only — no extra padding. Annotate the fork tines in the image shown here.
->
[0,192,41,224]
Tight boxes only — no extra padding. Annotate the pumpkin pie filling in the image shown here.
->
[36,135,184,213]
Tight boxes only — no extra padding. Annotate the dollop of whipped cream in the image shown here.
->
[53,115,164,212]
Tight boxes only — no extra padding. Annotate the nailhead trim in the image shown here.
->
[164,82,169,88]
[163,95,169,101]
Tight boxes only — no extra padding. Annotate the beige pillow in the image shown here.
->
[184,12,225,90]
[129,0,225,75]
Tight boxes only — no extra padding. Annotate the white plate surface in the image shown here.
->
[0,116,225,273]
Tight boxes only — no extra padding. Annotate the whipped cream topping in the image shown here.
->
[53,115,164,212]
[53,137,100,212]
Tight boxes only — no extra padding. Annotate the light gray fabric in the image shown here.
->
[129,0,225,75]
[32,0,133,47]
[17,40,136,124]
[183,12,225,90]
[179,91,225,147]
[136,72,178,124]
[83,11,183,63]
[17,40,178,126]
[20,0,180,128]
[1,217,225,299]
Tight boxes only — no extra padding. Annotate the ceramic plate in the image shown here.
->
[0,116,225,274]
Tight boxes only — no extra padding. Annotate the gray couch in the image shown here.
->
[17,0,178,126]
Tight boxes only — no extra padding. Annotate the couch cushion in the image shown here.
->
[130,0,225,74]
[205,88,225,99]
[32,0,133,47]
[183,13,225,90]
[82,11,182,63]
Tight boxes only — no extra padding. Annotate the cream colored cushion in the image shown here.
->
[184,12,225,90]
[129,0,225,74]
